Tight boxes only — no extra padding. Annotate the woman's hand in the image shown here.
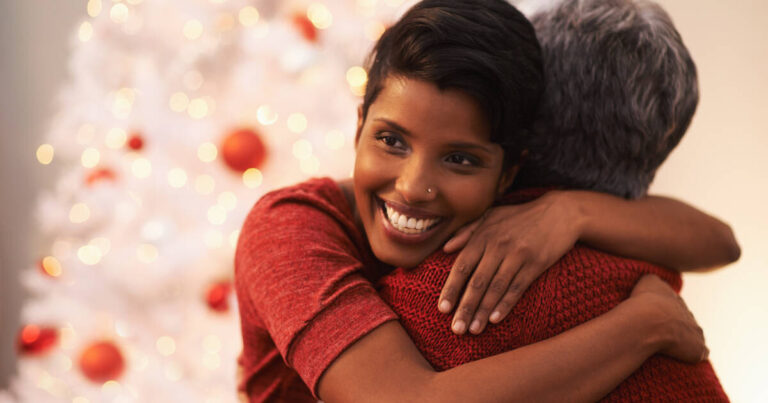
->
[628,275,709,363]
[438,191,583,335]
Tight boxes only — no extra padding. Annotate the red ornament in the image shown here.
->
[78,341,125,383]
[205,281,232,312]
[85,167,117,186]
[220,128,267,173]
[127,132,144,151]
[292,13,318,43]
[17,325,58,356]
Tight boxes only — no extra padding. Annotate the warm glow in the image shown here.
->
[292,139,313,160]
[197,142,218,162]
[81,147,101,168]
[256,105,278,125]
[286,113,308,133]
[195,175,216,194]
[36,144,55,165]
[238,6,260,27]
[307,3,333,29]
[41,256,63,277]
[77,245,102,265]
[187,98,209,119]
[112,87,135,119]
[169,92,190,112]
[205,230,224,249]
[203,335,222,353]
[137,243,159,263]
[167,168,188,188]
[69,203,91,224]
[207,205,227,225]
[101,381,121,395]
[165,363,183,381]
[131,157,152,178]
[90,237,112,255]
[110,3,129,23]
[105,128,128,148]
[242,168,263,188]
[325,130,345,150]
[203,352,221,370]
[87,0,102,17]
[300,156,320,174]
[183,19,204,39]
[346,66,368,87]
[78,21,94,42]
[217,192,237,211]
[156,336,176,356]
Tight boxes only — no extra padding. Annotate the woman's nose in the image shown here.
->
[394,157,437,204]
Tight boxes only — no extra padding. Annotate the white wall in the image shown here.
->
[1,0,766,400]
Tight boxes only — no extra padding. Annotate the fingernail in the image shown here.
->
[489,311,501,323]
[452,320,466,334]
[470,319,481,334]
[439,300,452,313]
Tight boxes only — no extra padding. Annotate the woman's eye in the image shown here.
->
[445,154,477,166]
[376,133,405,149]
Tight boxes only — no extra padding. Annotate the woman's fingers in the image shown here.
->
[438,239,485,314]
[466,257,524,334]
[489,263,540,324]
[450,253,502,335]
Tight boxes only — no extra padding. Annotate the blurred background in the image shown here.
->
[1,0,766,402]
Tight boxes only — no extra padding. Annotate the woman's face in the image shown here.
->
[353,76,515,268]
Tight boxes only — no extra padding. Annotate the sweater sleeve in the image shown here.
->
[234,183,398,395]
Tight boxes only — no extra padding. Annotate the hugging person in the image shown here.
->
[234,0,738,402]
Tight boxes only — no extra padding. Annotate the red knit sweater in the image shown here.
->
[378,190,729,402]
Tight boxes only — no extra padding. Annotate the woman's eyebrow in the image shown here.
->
[444,142,493,154]
[373,118,412,136]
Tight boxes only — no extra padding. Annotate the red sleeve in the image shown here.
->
[235,180,398,395]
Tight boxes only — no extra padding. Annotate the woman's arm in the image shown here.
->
[319,275,707,403]
[439,190,740,335]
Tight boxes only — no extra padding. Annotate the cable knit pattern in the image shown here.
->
[378,190,728,402]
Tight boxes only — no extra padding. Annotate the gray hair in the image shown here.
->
[513,0,698,198]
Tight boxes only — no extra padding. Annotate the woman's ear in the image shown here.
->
[354,104,364,147]
[497,164,520,196]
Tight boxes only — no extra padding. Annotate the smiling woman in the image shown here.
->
[233,1,725,402]
[350,76,512,269]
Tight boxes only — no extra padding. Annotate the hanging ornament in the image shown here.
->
[205,281,233,313]
[292,13,318,43]
[17,325,58,356]
[78,340,125,383]
[85,167,117,186]
[220,128,267,173]
[126,132,145,151]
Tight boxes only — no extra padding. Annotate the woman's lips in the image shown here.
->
[376,197,446,244]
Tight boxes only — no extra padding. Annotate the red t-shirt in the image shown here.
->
[234,177,397,402]
[378,189,729,402]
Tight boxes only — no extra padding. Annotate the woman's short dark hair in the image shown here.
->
[362,0,544,166]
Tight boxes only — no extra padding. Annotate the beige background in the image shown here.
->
[1,0,766,401]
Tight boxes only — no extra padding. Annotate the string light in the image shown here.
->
[77,245,102,265]
[307,4,333,29]
[197,142,218,162]
[169,92,190,112]
[207,205,227,225]
[167,168,188,188]
[183,19,204,40]
[164,363,183,381]
[156,336,176,356]
[110,3,129,24]
[228,230,240,248]
[131,158,152,178]
[286,113,308,133]
[112,88,135,119]
[87,0,102,17]
[136,243,158,263]
[105,128,128,148]
[81,147,101,168]
[217,192,237,211]
[90,237,112,256]
[79,21,94,42]
[346,66,368,96]
[364,21,386,41]
[256,105,278,125]
[41,256,63,277]
[187,98,209,119]
[36,144,54,165]
[195,175,216,194]
[300,156,320,174]
[242,168,263,188]
[238,6,260,27]
[69,203,91,224]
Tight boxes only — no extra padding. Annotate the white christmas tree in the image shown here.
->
[1,0,414,401]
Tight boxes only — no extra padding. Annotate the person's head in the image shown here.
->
[352,0,543,268]
[513,0,698,199]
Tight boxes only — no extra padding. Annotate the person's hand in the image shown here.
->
[629,275,709,363]
[438,191,584,335]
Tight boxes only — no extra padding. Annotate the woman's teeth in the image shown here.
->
[385,205,439,234]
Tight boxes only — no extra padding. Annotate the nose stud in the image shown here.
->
[426,187,433,194]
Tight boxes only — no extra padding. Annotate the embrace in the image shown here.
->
[235,0,740,401]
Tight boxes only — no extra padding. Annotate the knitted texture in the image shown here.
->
[378,194,728,402]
